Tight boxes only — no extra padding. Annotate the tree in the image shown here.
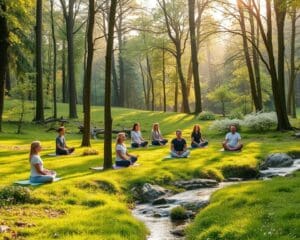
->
[103,0,117,170]
[81,0,95,147]
[35,0,44,121]
[158,0,190,113]
[59,0,80,118]
[50,0,57,118]
[0,0,9,132]
[188,0,202,113]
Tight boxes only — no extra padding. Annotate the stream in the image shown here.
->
[132,159,300,240]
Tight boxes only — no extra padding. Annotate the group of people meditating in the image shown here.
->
[29,123,243,183]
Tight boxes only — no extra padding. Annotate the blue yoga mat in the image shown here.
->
[14,178,62,186]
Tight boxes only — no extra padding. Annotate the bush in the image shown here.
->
[209,119,241,134]
[0,186,32,206]
[228,110,244,120]
[82,148,99,156]
[170,206,188,221]
[198,111,216,121]
[221,165,258,179]
[242,112,277,132]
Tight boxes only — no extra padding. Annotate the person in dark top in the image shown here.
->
[191,124,208,148]
[56,127,75,155]
[170,130,190,158]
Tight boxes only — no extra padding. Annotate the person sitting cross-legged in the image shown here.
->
[29,141,56,183]
[56,127,75,155]
[131,123,148,148]
[151,123,168,146]
[170,130,190,158]
[191,124,208,148]
[222,125,243,151]
[116,132,138,167]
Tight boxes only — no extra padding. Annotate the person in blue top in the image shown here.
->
[170,130,190,158]
[222,125,243,151]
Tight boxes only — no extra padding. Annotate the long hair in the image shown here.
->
[29,141,41,161]
[116,132,126,147]
[152,123,160,133]
[132,123,139,131]
[192,124,200,134]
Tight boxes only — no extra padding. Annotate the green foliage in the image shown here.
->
[198,111,216,121]
[170,206,188,221]
[209,119,241,134]
[228,110,244,120]
[242,112,277,132]
[221,165,258,179]
[0,186,32,206]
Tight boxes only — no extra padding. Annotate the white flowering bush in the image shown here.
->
[209,119,242,134]
[198,111,216,120]
[242,112,277,132]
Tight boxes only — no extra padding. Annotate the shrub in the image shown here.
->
[170,206,188,221]
[221,165,258,179]
[198,111,216,121]
[82,148,99,156]
[0,186,32,206]
[209,119,241,134]
[228,110,244,120]
[242,112,277,132]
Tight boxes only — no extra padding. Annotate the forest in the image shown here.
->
[0,0,300,239]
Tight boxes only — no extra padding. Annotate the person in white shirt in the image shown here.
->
[222,125,243,151]
[131,123,148,148]
[29,141,56,183]
[116,132,138,167]
[151,123,168,146]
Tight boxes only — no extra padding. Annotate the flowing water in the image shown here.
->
[132,159,300,240]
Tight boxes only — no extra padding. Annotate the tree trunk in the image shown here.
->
[117,28,125,107]
[62,39,68,103]
[35,0,44,121]
[52,21,57,117]
[146,55,154,111]
[139,61,148,109]
[287,8,297,118]
[274,0,292,130]
[162,46,167,112]
[103,0,117,170]
[249,0,262,110]
[111,53,119,106]
[81,0,95,147]
[0,1,9,132]
[174,73,178,112]
[188,0,202,113]
[5,64,11,96]
[237,1,261,112]
[176,51,190,113]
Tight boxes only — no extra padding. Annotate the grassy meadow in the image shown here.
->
[0,99,300,240]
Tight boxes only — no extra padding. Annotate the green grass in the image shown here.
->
[0,99,300,239]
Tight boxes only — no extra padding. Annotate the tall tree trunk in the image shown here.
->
[50,1,57,118]
[287,8,297,118]
[274,0,292,130]
[62,39,68,103]
[139,61,148,109]
[81,0,95,147]
[186,60,193,97]
[35,0,44,121]
[237,1,260,112]
[174,73,178,112]
[5,64,11,96]
[111,53,119,106]
[176,51,190,113]
[188,0,202,113]
[60,0,77,118]
[162,46,167,112]
[117,28,125,107]
[249,0,262,110]
[103,0,117,170]
[146,55,154,111]
[0,1,9,132]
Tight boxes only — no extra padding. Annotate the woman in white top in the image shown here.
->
[131,123,148,148]
[116,132,138,167]
[151,123,168,146]
[29,141,56,183]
